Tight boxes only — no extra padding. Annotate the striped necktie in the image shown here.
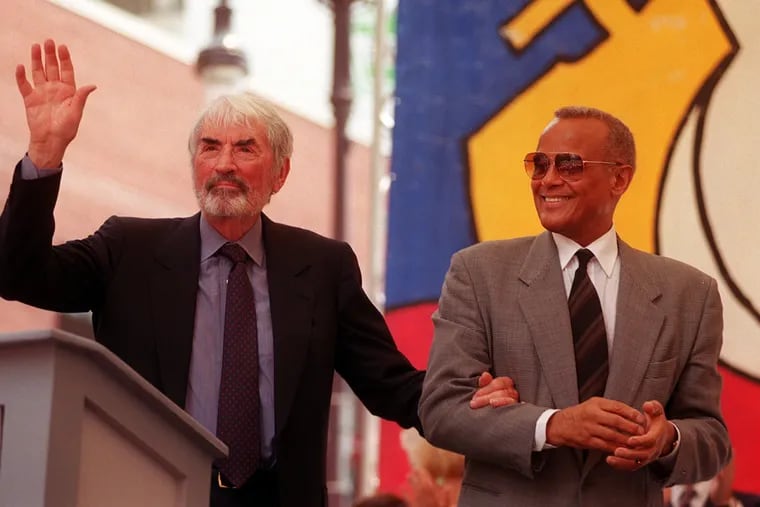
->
[569,249,609,401]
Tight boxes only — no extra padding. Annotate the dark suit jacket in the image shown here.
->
[419,232,730,507]
[0,164,424,507]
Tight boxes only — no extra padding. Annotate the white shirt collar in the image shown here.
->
[552,226,618,278]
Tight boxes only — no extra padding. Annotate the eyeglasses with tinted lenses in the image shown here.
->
[524,152,622,181]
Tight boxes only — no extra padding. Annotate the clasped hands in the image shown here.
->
[470,372,676,471]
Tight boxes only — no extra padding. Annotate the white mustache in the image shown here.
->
[205,175,249,193]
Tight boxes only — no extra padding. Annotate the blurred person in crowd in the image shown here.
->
[665,452,760,507]
[353,493,409,507]
[401,428,464,507]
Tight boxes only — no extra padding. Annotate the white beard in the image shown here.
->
[195,178,271,218]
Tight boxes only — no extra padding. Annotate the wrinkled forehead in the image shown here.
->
[198,120,267,145]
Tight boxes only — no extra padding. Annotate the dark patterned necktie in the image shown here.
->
[569,249,609,402]
[215,243,260,487]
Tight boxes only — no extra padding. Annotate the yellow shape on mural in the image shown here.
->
[469,0,732,251]
[500,0,574,51]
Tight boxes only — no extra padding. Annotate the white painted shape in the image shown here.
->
[659,0,760,377]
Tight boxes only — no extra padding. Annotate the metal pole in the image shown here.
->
[330,2,356,506]
[359,0,390,497]
[331,0,353,241]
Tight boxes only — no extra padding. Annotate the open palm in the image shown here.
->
[16,39,96,168]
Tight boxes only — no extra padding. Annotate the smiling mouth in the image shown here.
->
[542,196,571,202]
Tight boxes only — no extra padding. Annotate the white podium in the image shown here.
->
[0,329,227,507]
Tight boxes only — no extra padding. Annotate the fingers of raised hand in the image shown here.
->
[43,39,61,82]
[72,85,97,111]
[15,65,33,98]
[29,43,46,86]
[28,39,64,86]
[58,44,77,86]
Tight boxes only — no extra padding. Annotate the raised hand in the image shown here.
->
[607,400,677,471]
[546,397,645,453]
[469,372,520,409]
[16,39,96,168]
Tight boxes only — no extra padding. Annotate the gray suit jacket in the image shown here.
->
[419,232,730,507]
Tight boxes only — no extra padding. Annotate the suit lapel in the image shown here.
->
[605,240,664,405]
[262,216,315,436]
[518,232,579,409]
[150,214,202,408]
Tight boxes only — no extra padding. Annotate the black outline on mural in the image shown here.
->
[390,1,759,385]
[464,0,609,246]
[500,1,598,59]
[692,22,760,381]
[463,0,759,382]
[651,1,758,383]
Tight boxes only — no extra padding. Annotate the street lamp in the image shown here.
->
[316,3,358,506]
[318,0,355,241]
[330,0,354,243]
[196,0,249,103]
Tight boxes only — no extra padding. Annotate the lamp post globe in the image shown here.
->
[196,0,249,103]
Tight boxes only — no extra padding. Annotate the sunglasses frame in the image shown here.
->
[524,152,623,182]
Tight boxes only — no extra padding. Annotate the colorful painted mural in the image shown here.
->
[382,0,759,495]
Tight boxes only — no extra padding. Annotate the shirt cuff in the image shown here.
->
[658,421,681,461]
[21,154,63,180]
[533,408,560,451]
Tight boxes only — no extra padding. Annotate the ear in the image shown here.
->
[272,157,291,194]
[610,164,634,197]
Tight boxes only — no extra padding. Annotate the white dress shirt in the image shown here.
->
[533,226,620,450]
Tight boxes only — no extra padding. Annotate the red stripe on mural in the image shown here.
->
[720,365,760,494]
[380,303,437,496]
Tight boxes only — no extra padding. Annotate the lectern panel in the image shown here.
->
[77,401,185,507]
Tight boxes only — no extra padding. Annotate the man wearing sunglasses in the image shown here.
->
[419,106,730,506]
